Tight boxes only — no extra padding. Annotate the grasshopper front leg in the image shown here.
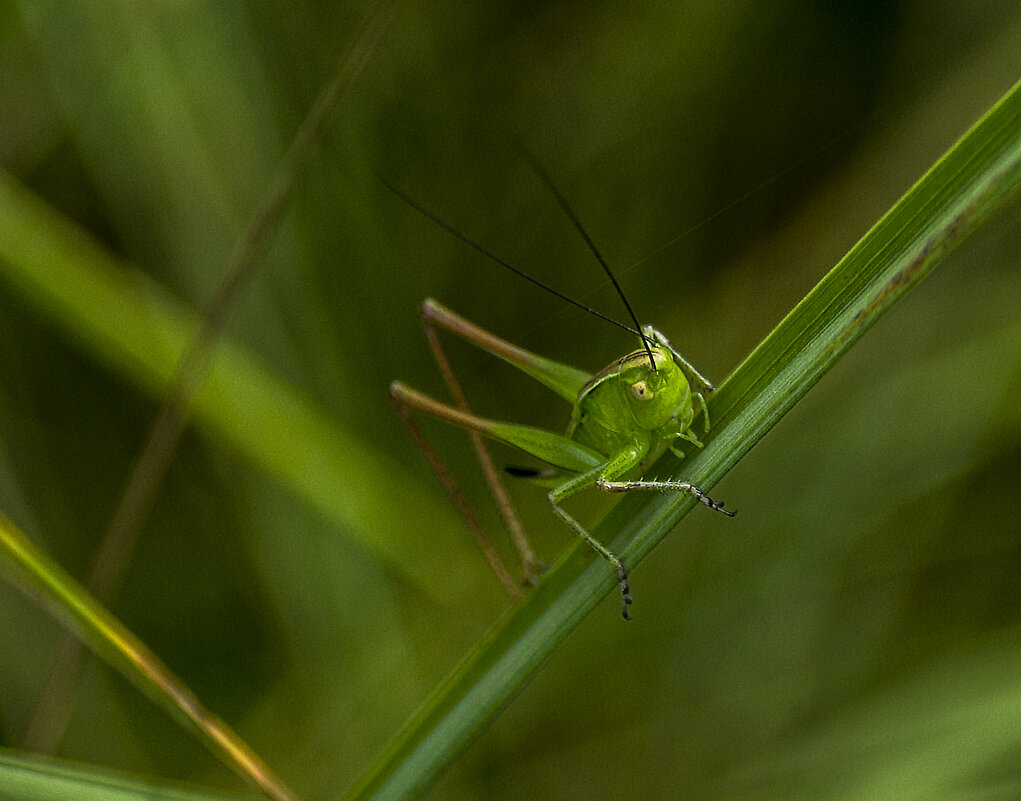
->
[548,466,634,620]
[547,443,656,620]
[548,444,737,619]
[597,477,737,517]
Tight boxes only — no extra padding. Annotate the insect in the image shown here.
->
[387,176,735,619]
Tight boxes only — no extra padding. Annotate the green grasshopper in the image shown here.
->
[388,181,735,619]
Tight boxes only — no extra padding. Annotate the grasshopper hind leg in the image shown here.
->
[390,383,524,597]
[419,303,546,585]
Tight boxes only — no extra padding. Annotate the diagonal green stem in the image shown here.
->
[0,514,299,801]
[343,78,1021,801]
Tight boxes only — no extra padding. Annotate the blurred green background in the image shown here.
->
[1,1,1020,799]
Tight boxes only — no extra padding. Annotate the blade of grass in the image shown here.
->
[343,78,1021,801]
[0,168,480,603]
[21,0,396,755]
[0,747,260,801]
[0,513,299,801]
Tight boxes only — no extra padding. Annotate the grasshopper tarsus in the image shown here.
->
[697,490,737,517]
[522,558,550,587]
[618,563,633,620]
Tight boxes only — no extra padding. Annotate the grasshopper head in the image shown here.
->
[619,347,691,431]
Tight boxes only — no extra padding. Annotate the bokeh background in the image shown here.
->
[2,2,1020,799]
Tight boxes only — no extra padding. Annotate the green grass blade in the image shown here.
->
[0,514,298,801]
[0,170,481,604]
[343,78,1021,801]
[0,747,258,801]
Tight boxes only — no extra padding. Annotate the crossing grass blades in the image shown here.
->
[386,168,735,619]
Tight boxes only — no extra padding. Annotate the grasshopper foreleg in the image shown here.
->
[597,477,737,517]
[549,467,634,619]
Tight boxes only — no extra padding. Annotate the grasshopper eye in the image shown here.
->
[630,381,653,401]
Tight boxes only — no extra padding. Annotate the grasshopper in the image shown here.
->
[388,179,734,619]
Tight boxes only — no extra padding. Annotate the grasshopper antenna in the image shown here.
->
[517,147,657,372]
[380,177,645,342]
